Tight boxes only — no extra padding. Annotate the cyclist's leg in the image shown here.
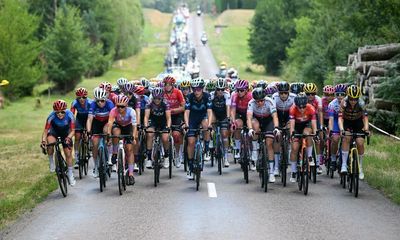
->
[304,127,313,158]
[290,138,300,182]
[234,117,244,157]
[146,127,155,167]
[111,124,121,165]
[220,120,230,161]
[201,118,210,150]
[341,120,352,172]
[46,134,56,171]
[74,131,81,164]
[171,114,183,162]
[161,131,170,168]
[263,119,275,179]
[355,119,366,178]
[251,118,260,163]
[102,123,112,163]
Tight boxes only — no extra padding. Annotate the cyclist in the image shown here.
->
[179,79,191,102]
[87,87,115,177]
[271,82,296,176]
[320,85,335,167]
[163,75,186,167]
[265,85,278,98]
[210,78,231,167]
[328,84,347,171]
[247,88,280,182]
[117,77,128,94]
[111,85,120,95]
[70,87,92,168]
[184,78,213,179]
[41,100,76,186]
[230,79,252,159]
[99,81,117,104]
[303,83,323,174]
[289,93,318,183]
[205,80,215,93]
[256,80,267,90]
[144,87,172,169]
[140,77,151,97]
[338,85,369,179]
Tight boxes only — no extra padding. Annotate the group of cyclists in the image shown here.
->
[41,73,369,190]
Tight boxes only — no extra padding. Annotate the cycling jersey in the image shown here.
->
[339,97,368,121]
[128,95,140,109]
[231,91,252,115]
[308,95,322,110]
[289,104,316,123]
[271,92,295,125]
[210,90,231,120]
[146,100,170,126]
[70,98,92,129]
[89,99,115,122]
[185,92,212,119]
[164,88,185,115]
[109,107,137,127]
[322,96,332,120]
[247,97,276,118]
[45,110,75,137]
[328,98,340,132]
[136,95,150,122]
[108,92,118,104]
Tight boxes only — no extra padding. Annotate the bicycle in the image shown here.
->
[238,126,250,183]
[256,131,273,193]
[92,133,111,192]
[109,135,133,195]
[76,128,90,179]
[41,137,69,197]
[210,120,227,175]
[137,125,146,175]
[145,128,171,187]
[341,131,370,198]
[293,133,316,195]
[277,127,290,187]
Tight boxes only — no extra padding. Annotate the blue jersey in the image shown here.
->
[45,110,75,134]
[185,92,212,121]
[89,99,114,122]
[328,98,340,132]
[71,98,92,121]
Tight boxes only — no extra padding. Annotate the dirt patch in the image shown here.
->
[143,8,172,28]
[216,10,254,27]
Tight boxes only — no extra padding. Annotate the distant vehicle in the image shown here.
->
[200,32,207,46]
[197,9,202,16]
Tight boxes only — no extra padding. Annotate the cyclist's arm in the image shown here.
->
[246,111,253,129]
[184,109,190,127]
[86,115,93,133]
[135,107,141,126]
[144,109,150,128]
[230,107,236,123]
[171,91,185,115]
[311,119,317,135]
[289,119,295,136]
[272,112,279,128]
[166,110,172,128]
[66,111,75,139]
[363,115,369,132]
[329,116,334,133]
[207,109,213,128]
[318,107,324,128]
[107,115,115,135]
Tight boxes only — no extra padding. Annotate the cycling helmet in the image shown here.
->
[53,99,67,111]
[303,83,317,93]
[117,77,128,88]
[252,87,266,100]
[180,79,191,89]
[346,85,361,98]
[75,87,88,97]
[290,82,303,94]
[220,61,227,70]
[323,85,335,94]
[256,80,267,90]
[335,84,347,93]
[140,77,150,88]
[216,78,227,89]
[205,80,215,92]
[227,68,235,75]
[133,85,145,96]
[229,82,236,92]
[294,93,308,107]
[124,82,136,93]
[235,79,249,90]
[191,78,205,88]
[111,85,120,93]
[277,82,290,92]
[93,87,108,100]
[99,81,112,92]
[115,95,129,105]
[163,75,176,84]
[265,85,278,96]
[152,87,164,98]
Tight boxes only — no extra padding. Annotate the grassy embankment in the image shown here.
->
[203,10,279,82]
[0,8,171,229]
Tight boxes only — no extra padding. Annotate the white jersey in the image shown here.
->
[271,92,296,112]
[247,97,276,118]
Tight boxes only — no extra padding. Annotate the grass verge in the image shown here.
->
[0,8,171,230]
[203,10,280,82]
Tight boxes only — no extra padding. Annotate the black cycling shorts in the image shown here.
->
[92,119,107,135]
[344,118,365,137]
[112,123,133,144]
[254,117,274,134]
[293,121,312,137]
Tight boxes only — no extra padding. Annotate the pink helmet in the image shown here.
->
[115,95,129,105]
[323,85,335,94]
[99,81,112,92]
[235,79,249,90]
[124,82,136,93]
[53,100,67,111]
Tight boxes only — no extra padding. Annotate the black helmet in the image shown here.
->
[252,87,266,100]
[256,80,267,90]
[278,81,290,92]
[294,93,308,107]
[290,82,303,94]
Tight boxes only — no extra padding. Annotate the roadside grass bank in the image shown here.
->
[203,10,279,82]
[0,8,171,230]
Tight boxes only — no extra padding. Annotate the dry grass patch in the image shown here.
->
[216,9,254,27]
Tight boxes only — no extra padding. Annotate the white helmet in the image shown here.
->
[117,77,128,88]
[216,78,227,89]
[93,87,108,100]
[190,78,204,88]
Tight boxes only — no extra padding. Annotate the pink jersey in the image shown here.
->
[231,91,252,114]
[109,107,137,127]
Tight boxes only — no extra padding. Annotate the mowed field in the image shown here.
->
[0,8,171,229]
[203,10,279,82]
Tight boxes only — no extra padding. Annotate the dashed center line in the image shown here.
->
[207,182,217,198]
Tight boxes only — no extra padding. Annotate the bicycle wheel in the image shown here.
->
[241,135,249,183]
[56,152,68,197]
[195,143,202,191]
[217,137,222,175]
[303,155,309,196]
[183,137,188,172]
[169,139,173,179]
[153,144,160,187]
[311,142,317,184]
[138,133,145,175]
[98,146,106,192]
[353,150,359,198]
[262,145,268,193]
[117,148,124,195]
[78,139,84,179]
[281,140,288,187]
[297,151,303,191]
[84,141,89,176]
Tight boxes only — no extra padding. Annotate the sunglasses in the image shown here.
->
[306,93,316,96]
[216,88,224,91]
[193,87,203,92]
[349,97,358,102]
[238,89,246,92]
[279,92,289,95]
[181,87,190,91]
[56,111,66,115]
[335,92,346,97]
[78,96,87,99]
[256,99,265,103]
[117,105,126,109]
[96,100,105,103]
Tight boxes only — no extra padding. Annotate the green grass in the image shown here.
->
[203,11,280,83]
[364,134,400,204]
[0,9,171,230]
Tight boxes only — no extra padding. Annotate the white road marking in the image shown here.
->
[207,182,217,198]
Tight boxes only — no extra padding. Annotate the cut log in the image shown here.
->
[368,77,385,86]
[347,54,357,65]
[374,98,400,111]
[357,43,400,62]
[354,62,364,73]
[335,66,348,74]
[367,108,400,118]
[362,60,389,75]
[367,66,387,78]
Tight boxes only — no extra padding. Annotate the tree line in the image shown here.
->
[0,0,144,99]
[249,0,400,89]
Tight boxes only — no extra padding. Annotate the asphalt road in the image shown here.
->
[2,14,400,240]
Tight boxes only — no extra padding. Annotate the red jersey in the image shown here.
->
[164,88,185,115]
[231,91,252,115]
[289,104,316,123]
[108,92,118,104]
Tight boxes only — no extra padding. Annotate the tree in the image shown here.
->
[0,0,42,99]
[43,4,99,93]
